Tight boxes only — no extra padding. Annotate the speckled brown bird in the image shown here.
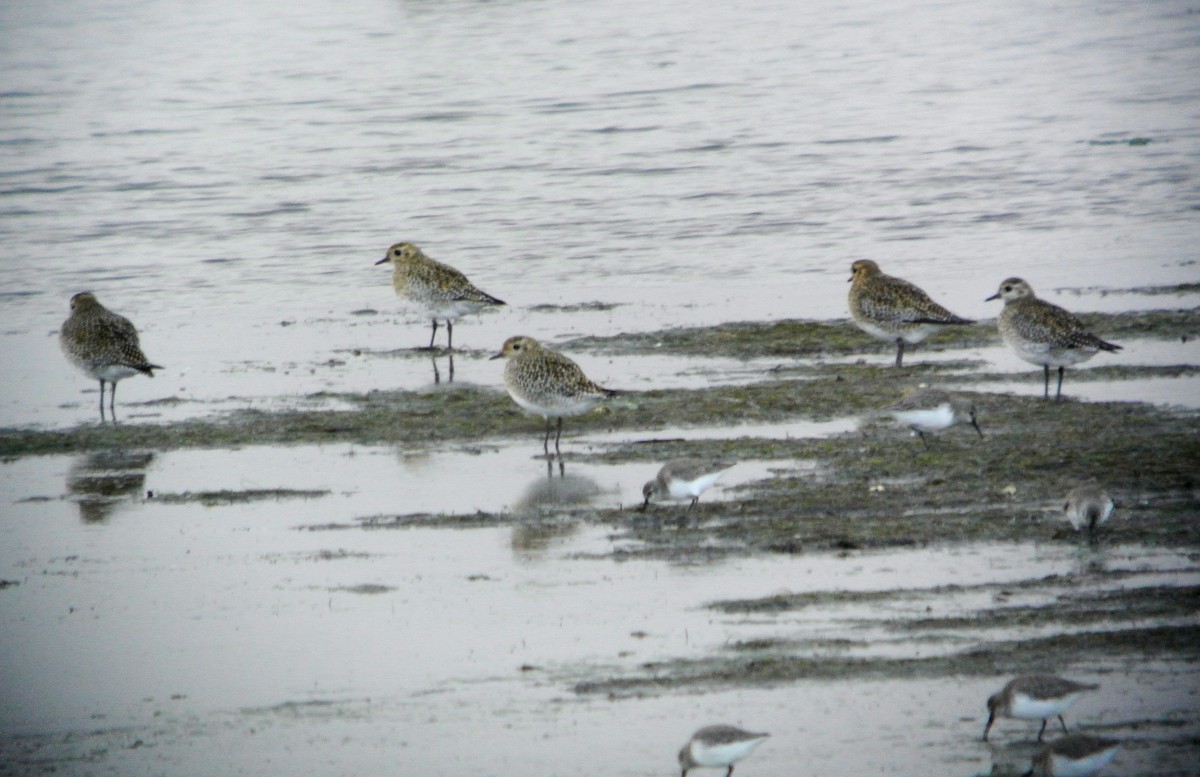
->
[848,259,973,367]
[59,292,162,421]
[375,241,505,350]
[987,278,1121,400]
[490,335,617,456]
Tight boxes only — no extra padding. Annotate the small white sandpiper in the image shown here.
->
[1063,482,1115,540]
[984,674,1100,742]
[1023,734,1120,777]
[881,388,982,444]
[641,459,736,511]
[678,725,769,777]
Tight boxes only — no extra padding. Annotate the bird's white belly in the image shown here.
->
[420,299,489,320]
[1010,693,1077,719]
[510,392,598,419]
[855,319,935,344]
[92,364,141,382]
[688,737,767,768]
[1008,338,1096,368]
[668,471,726,500]
[891,404,953,432]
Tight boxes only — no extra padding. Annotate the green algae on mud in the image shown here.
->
[3,306,1195,458]
[594,390,1200,560]
[151,488,331,506]
[0,368,953,457]
[572,625,1200,698]
[563,306,1199,360]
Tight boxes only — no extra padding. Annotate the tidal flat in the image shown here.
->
[2,307,1198,776]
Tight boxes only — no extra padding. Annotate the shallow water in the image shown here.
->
[3,443,1199,775]
[3,0,1200,429]
[3,0,1200,774]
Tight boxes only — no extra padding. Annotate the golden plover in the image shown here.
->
[375,241,504,350]
[881,388,982,445]
[848,259,973,367]
[983,674,1100,742]
[986,278,1121,400]
[59,292,162,421]
[1025,734,1120,777]
[678,725,769,777]
[1063,481,1115,540]
[641,459,736,511]
[489,335,617,455]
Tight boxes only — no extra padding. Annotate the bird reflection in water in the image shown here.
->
[509,467,602,557]
[66,449,155,522]
[429,350,454,384]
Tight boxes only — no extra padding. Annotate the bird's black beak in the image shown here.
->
[374,256,390,265]
[985,292,1000,301]
[488,351,504,360]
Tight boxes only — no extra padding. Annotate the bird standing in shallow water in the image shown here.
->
[641,459,736,511]
[59,292,162,422]
[984,674,1100,742]
[490,335,618,456]
[848,259,974,367]
[987,278,1121,400]
[678,725,769,777]
[375,241,505,350]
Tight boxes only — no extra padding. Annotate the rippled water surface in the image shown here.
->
[2,0,1199,425]
[2,0,1199,774]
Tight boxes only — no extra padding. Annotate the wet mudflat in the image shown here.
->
[2,307,1198,777]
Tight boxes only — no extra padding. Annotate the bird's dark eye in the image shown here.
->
[1004,285,1012,292]
[513,344,521,351]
